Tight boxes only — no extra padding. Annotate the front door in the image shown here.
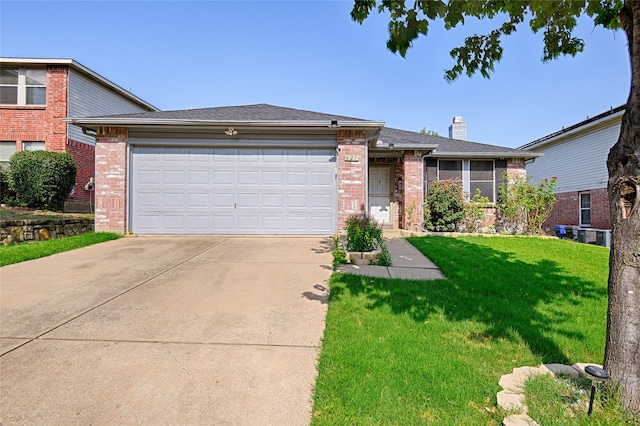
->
[369,167,391,226]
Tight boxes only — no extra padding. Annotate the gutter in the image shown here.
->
[518,105,625,150]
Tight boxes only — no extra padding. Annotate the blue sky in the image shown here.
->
[0,0,631,147]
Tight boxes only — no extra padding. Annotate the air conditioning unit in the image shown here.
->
[596,230,611,248]
[565,225,580,241]
[577,228,597,244]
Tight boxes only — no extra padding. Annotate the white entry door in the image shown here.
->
[369,167,391,226]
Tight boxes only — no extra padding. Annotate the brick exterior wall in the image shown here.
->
[507,158,526,179]
[543,188,611,231]
[403,151,423,230]
[95,127,128,233]
[66,139,95,204]
[337,130,367,229]
[0,65,95,209]
[0,66,68,153]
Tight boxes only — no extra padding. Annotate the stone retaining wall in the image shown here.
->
[1,218,94,245]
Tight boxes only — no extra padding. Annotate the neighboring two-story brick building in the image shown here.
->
[0,58,157,211]
[520,105,624,232]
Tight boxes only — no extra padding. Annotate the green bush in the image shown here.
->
[345,214,382,252]
[496,173,557,234]
[7,150,76,211]
[461,189,492,233]
[423,178,466,231]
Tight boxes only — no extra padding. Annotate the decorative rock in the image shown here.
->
[540,363,580,378]
[497,390,525,410]
[38,228,50,241]
[503,413,540,426]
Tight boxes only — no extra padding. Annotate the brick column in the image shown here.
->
[403,151,423,230]
[45,65,68,152]
[507,158,526,180]
[95,127,128,234]
[337,130,367,230]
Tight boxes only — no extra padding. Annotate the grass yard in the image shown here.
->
[312,236,610,425]
[0,232,121,266]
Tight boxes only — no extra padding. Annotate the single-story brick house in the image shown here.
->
[67,104,538,235]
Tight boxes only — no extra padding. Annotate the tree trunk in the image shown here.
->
[603,0,640,414]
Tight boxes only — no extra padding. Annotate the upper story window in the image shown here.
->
[0,68,46,106]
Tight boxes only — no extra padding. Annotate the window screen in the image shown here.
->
[470,160,495,202]
[438,160,462,180]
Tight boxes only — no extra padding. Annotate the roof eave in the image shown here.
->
[1,57,158,112]
[65,118,385,137]
[426,151,542,159]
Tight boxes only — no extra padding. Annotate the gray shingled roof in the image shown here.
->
[94,103,370,122]
[70,103,536,158]
[379,127,535,158]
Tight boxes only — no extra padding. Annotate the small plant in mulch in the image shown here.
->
[345,214,382,252]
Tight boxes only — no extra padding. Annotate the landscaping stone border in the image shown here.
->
[1,218,94,245]
[498,362,603,426]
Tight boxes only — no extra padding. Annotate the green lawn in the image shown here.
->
[312,236,609,425]
[0,232,121,266]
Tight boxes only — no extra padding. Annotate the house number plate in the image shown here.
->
[344,155,360,162]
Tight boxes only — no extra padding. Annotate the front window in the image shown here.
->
[470,160,495,202]
[22,141,46,151]
[0,67,46,106]
[580,192,591,226]
[0,140,16,165]
[438,160,462,180]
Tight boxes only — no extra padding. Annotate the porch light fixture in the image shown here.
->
[225,128,238,136]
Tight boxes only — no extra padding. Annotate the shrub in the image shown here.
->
[461,189,492,233]
[332,232,348,269]
[7,150,76,211]
[496,173,557,234]
[423,178,466,231]
[345,214,382,252]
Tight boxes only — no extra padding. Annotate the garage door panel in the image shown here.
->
[131,145,336,234]
[212,170,234,185]
[187,192,209,207]
[237,171,259,185]
[187,170,209,185]
[236,192,260,208]
[211,192,234,208]
[287,171,308,186]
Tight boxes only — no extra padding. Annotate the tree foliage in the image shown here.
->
[351,0,622,81]
[351,0,638,413]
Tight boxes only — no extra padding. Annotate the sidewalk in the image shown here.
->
[336,232,445,280]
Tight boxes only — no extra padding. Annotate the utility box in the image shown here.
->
[596,230,611,248]
[565,225,580,241]
[578,228,597,244]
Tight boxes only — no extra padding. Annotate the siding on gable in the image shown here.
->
[526,119,619,193]
[67,69,150,145]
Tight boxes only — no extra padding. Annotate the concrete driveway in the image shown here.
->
[0,236,333,425]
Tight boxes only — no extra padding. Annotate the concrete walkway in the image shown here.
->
[337,232,445,280]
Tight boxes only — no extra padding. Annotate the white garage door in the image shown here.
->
[130,146,337,235]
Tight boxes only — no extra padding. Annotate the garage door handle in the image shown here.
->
[234,203,237,209]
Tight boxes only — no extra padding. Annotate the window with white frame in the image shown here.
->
[431,159,495,202]
[0,140,16,165]
[22,141,46,151]
[0,68,46,106]
[470,160,495,202]
[580,192,591,226]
